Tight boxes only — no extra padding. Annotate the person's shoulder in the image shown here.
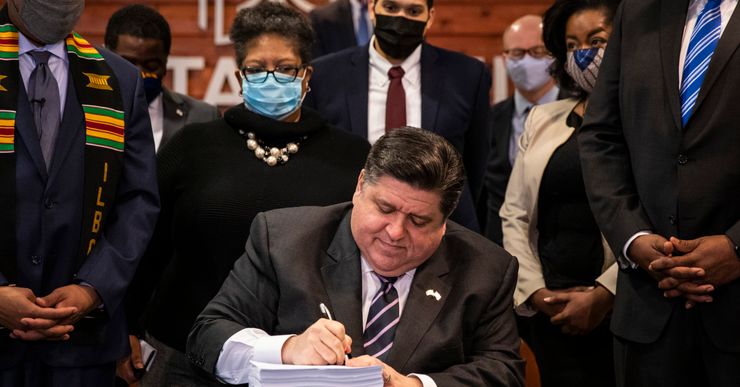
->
[443,221,516,272]
[528,98,579,123]
[97,46,139,80]
[425,43,486,72]
[312,45,365,68]
[260,202,353,238]
[491,97,515,116]
[166,89,219,116]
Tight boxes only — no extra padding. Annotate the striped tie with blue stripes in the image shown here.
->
[680,0,722,127]
[363,273,400,361]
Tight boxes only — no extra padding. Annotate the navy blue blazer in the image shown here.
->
[309,0,357,59]
[0,47,159,367]
[306,43,491,230]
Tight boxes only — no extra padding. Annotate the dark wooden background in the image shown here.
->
[11,0,555,105]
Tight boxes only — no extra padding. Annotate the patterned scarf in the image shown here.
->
[0,7,124,283]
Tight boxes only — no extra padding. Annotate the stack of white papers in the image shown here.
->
[248,361,384,387]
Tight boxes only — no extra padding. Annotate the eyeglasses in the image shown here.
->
[502,46,551,60]
[240,64,307,84]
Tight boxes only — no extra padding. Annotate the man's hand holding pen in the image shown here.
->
[280,318,353,365]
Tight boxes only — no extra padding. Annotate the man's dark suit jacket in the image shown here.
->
[579,0,740,352]
[480,97,515,244]
[309,0,357,59]
[305,43,492,230]
[187,203,524,386]
[0,46,159,368]
[160,88,219,151]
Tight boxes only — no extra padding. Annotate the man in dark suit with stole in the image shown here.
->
[310,0,373,58]
[187,128,524,387]
[0,0,159,385]
[579,0,740,385]
[305,0,491,231]
[105,4,219,153]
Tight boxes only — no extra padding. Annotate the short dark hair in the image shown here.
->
[363,127,465,219]
[374,0,434,11]
[230,2,314,66]
[105,4,171,55]
[543,0,620,98]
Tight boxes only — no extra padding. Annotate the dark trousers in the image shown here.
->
[614,307,740,387]
[518,313,615,387]
[0,360,115,387]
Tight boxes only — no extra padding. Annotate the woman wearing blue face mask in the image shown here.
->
[500,0,621,386]
[117,3,370,386]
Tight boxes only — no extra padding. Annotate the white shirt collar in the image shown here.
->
[368,36,422,88]
[360,254,416,279]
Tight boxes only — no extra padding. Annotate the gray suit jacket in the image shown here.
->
[160,88,219,150]
[187,202,524,386]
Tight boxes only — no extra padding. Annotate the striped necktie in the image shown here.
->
[363,273,400,361]
[681,0,722,127]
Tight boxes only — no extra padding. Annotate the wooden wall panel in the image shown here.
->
[6,0,556,105]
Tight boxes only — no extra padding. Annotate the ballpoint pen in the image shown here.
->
[319,302,352,360]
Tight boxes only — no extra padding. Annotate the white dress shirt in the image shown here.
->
[148,93,164,152]
[18,33,68,118]
[367,36,423,144]
[215,256,438,387]
[622,0,738,266]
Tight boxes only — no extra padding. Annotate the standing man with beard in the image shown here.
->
[306,0,491,232]
[480,15,560,245]
[0,0,159,386]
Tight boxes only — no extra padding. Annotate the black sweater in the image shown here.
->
[125,105,370,352]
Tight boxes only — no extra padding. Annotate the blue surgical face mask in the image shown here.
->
[242,72,305,121]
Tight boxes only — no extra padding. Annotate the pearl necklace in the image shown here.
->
[238,130,302,166]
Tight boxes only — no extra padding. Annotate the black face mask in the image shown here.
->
[374,14,427,60]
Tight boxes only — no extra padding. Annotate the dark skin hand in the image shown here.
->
[116,335,144,384]
[547,285,614,335]
[13,284,100,341]
[628,234,714,307]
[529,287,589,318]
[0,286,77,340]
[651,236,740,306]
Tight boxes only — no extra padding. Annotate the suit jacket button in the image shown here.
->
[31,255,42,265]
[43,197,54,209]
[677,154,688,165]
[669,215,676,225]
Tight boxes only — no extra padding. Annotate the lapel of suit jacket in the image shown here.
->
[161,89,187,147]
[420,43,440,131]
[692,2,740,118]
[660,0,689,131]
[16,82,48,181]
[320,210,366,356]
[48,75,83,184]
[347,47,370,139]
[386,239,451,372]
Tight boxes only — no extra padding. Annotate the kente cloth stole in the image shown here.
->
[0,10,125,283]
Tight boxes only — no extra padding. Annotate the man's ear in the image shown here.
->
[424,7,436,36]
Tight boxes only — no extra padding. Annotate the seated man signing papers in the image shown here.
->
[187,127,524,386]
